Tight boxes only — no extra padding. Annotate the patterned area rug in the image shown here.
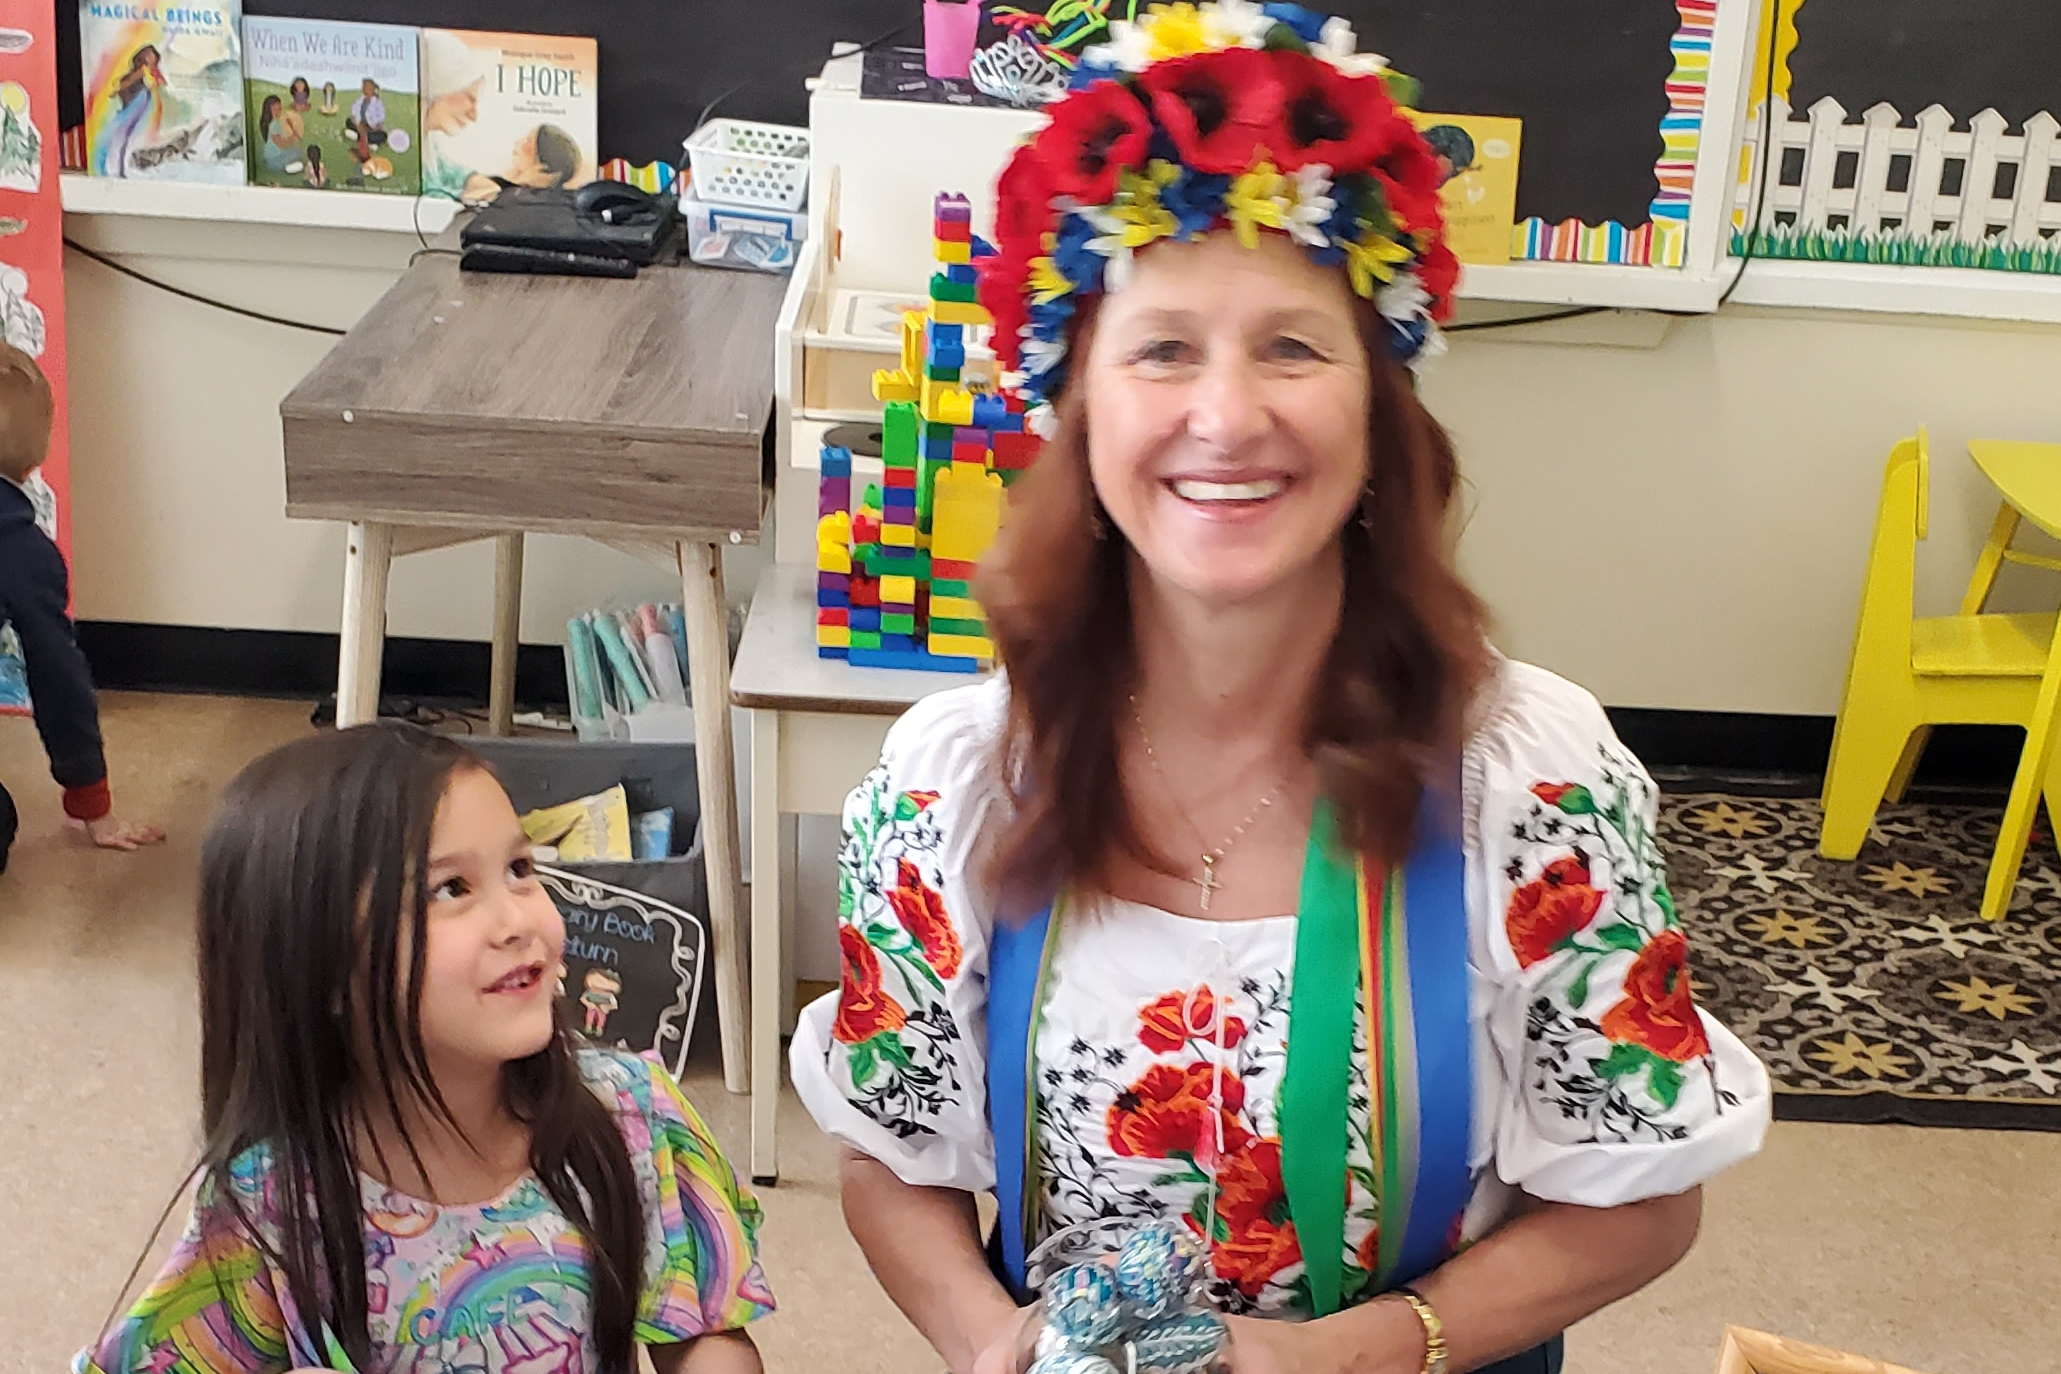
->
[1665,792,2061,1130]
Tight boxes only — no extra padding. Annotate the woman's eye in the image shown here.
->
[431,877,468,902]
[1132,338,1194,366]
[1265,336,1322,361]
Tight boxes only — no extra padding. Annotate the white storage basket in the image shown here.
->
[683,119,810,211]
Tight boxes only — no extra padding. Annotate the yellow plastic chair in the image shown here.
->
[1819,428,2061,920]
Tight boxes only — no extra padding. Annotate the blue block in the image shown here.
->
[945,262,977,284]
[970,235,996,259]
[819,445,852,477]
[883,486,917,510]
[929,322,965,345]
[818,645,850,660]
[923,435,955,461]
[849,607,881,631]
[818,588,849,609]
[927,339,966,369]
[988,409,1024,433]
[848,646,983,674]
[879,632,916,652]
[972,395,1016,428]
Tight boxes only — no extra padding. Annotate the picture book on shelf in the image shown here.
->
[243,17,418,195]
[419,28,596,203]
[80,0,245,182]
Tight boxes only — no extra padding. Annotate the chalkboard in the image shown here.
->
[542,865,708,1079]
[1787,1,2059,135]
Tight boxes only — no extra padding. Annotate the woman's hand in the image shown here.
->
[1225,1303,1425,1374]
[967,1303,1041,1374]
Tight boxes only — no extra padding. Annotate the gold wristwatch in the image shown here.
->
[1395,1287,1448,1374]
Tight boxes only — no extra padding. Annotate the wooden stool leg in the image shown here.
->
[337,521,394,728]
[489,533,525,736]
[750,707,782,1185]
[680,541,751,1094]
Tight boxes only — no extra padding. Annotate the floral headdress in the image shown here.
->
[976,0,1458,408]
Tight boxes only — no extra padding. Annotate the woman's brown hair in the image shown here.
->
[978,296,1493,905]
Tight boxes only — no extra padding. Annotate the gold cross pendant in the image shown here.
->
[1197,855,1219,912]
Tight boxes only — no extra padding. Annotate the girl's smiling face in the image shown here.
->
[413,767,565,1074]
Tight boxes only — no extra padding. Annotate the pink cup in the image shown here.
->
[924,0,983,80]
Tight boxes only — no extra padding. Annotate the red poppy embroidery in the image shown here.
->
[1032,78,1154,203]
[1198,1139,1301,1297]
[886,858,961,979]
[1137,985,1248,1054]
[832,925,908,1045]
[1135,47,1282,175]
[1600,930,1711,1063]
[1107,1062,1250,1169]
[1505,853,1605,967]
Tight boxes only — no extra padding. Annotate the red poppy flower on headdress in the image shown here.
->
[1136,47,1284,174]
[1270,53,1404,173]
[976,236,1034,372]
[1374,134,1444,236]
[1417,241,1460,322]
[992,144,1056,257]
[1030,78,1153,205]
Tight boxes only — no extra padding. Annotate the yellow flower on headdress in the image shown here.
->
[1093,161,1181,250]
[1343,231,1412,298]
[1137,3,1212,60]
[1028,256,1075,305]
[1225,161,1292,249]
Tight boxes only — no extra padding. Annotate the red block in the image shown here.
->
[992,431,1041,469]
[933,557,979,581]
[817,607,849,627]
[852,512,882,546]
[951,441,987,466]
[885,466,917,489]
[1004,393,1026,413]
[850,574,880,608]
[933,217,972,243]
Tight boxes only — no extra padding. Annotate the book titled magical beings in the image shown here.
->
[80,0,245,182]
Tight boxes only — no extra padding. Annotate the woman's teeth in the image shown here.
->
[490,964,540,992]
[1171,478,1285,503]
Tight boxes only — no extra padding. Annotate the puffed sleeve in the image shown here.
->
[1467,662,1771,1207]
[583,1049,775,1340]
[75,1164,296,1374]
[790,678,1011,1193]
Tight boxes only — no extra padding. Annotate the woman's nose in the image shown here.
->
[1185,355,1269,453]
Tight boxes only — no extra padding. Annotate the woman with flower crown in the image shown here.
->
[791,6,1770,1373]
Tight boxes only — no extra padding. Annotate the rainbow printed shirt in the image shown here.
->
[79,1050,774,1374]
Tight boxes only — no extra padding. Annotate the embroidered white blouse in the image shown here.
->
[792,661,1771,1315]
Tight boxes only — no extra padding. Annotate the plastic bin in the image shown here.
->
[682,119,810,211]
[469,737,712,1073]
[682,185,809,273]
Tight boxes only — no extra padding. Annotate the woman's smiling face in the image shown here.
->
[1080,231,1371,607]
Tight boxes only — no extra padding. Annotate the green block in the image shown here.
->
[929,273,979,303]
[930,577,973,598]
[928,615,987,637]
[860,482,883,515]
[883,401,920,464]
[881,612,917,634]
[924,363,961,382]
[850,630,883,649]
[863,547,932,579]
[923,420,956,442]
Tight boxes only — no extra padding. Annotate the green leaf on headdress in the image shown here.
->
[1380,70,1421,110]
[1261,22,1311,54]
[1351,174,1397,242]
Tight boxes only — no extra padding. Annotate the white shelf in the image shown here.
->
[1458,259,1729,314]
[1720,256,2061,324]
[59,172,459,236]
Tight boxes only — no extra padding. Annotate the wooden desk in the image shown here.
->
[281,253,787,1096]
[730,562,978,1182]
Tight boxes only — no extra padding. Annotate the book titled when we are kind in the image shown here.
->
[244,16,419,195]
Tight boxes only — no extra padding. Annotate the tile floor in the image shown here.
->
[3,694,2055,1374]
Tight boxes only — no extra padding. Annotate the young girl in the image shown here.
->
[78,724,773,1373]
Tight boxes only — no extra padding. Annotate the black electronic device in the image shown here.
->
[461,184,679,273]
[458,242,642,279]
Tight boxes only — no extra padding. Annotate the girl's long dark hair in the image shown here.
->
[980,296,1493,902]
[196,723,646,1371]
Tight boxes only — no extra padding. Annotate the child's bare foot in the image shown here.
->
[79,815,167,850]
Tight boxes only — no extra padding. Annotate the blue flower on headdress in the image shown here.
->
[1160,167,1230,239]
[1068,53,1122,90]
[1050,214,1108,294]
[1260,3,1327,43]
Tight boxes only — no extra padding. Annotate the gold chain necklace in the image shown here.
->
[1130,694,1281,911]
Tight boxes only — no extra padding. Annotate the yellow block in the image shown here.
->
[929,632,994,660]
[882,523,916,549]
[932,464,1004,564]
[923,385,975,427]
[934,238,972,265]
[879,574,918,605]
[872,367,918,403]
[901,309,927,374]
[930,298,992,327]
[817,541,851,575]
[931,594,983,620]
[817,624,851,648]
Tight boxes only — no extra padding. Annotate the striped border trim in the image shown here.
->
[1511,0,1713,268]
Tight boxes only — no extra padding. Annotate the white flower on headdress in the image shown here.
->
[1313,16,1390,77]
[1027,404,1059,439]
[1284,164,1337,247]
[1022,333,1068,378]
[1203,0,1273,49]
[1376,270,1431,326]
[1407,324,1448,372]
[1097,20,1156,73]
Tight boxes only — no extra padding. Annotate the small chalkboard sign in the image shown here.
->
[541,865,707,1080]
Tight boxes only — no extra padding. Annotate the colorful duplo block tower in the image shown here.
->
[811,190,1042,672]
